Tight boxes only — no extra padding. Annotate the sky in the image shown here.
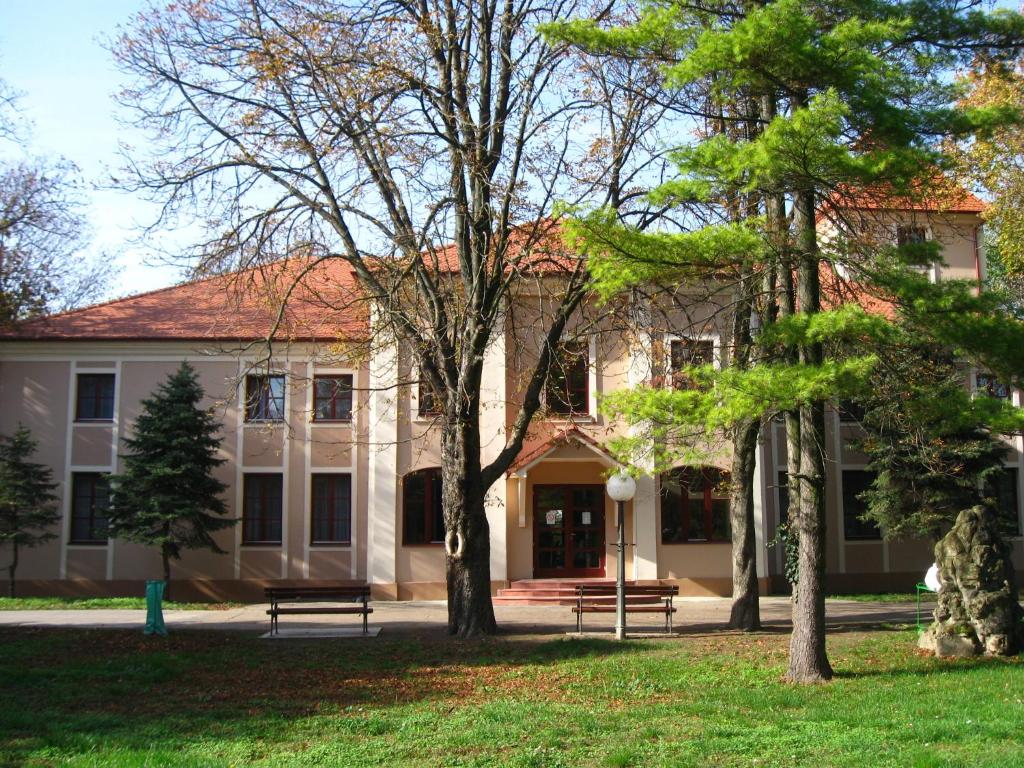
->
[0,0,182,301]
[1,1,1021,306]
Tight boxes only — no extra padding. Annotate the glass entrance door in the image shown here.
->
[533,485,606,577]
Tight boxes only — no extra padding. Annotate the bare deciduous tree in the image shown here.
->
[112,0,666,635]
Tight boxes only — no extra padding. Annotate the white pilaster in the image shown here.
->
[367,322,398,588]
[753,430,768,580]
[627,307,658,580]
[481,316,508,581]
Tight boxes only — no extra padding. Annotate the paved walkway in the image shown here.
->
[0,597,925,637]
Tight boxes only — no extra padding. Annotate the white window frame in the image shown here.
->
[663,332,720,390]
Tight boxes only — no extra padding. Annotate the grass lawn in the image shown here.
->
[827,593,935,603]
[1,627,1022,767]
[0,597,241,611]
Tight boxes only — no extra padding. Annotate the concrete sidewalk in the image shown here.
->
[0,596,924,637]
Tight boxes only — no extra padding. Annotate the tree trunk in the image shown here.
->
[785,175,834,683]
[442,420,497,637]
[8,543,17,598]
[729,417,761,630]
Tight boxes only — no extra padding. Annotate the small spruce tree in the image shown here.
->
[107,363,234,598]
[0,425,59,598]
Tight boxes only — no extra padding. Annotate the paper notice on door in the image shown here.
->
[546,510,561,526]
[581,511,591,525]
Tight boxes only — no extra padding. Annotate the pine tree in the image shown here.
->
[0,425,59,597]
[853,336,1008,541]
[549,0,1024,681]
[107,363,234,598]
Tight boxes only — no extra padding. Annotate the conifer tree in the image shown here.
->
[853,336,1008,541]
[0,425,59,597]
[107,363,233,598]
[550,0,1024,681]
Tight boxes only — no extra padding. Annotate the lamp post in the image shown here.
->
[606,472,637,641]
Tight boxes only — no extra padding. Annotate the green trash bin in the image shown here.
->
[145,580,168,637]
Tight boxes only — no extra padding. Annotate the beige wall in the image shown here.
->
[0,345,366,592]
[3,206,1017,599]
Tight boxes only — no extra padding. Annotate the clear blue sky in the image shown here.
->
[0,0,181,300]
[1,1,1020,304]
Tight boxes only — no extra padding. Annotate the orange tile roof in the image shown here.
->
[2,220,580,344]
[823,179,986,215]
[507,425,618,474]
[0,258,369,342]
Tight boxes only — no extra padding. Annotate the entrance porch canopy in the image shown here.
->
[507,427,622,528]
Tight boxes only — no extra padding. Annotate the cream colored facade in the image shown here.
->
[0,207,1021,600]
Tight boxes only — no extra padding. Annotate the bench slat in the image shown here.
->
[265,584,373,635]
[573,606,676,613]
[267,607,374,615]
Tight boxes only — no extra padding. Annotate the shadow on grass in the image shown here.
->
[0,626,643,763]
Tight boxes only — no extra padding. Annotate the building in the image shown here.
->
[1,196,1021,601]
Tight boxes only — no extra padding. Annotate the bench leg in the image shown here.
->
[363,607,368,635]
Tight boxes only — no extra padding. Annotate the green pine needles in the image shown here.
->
[107,363,234,598]
[0,426,59,598]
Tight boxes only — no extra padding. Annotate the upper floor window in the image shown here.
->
[403,468,444,545]
[311,473,352,545]
[841,469,881,540]
[417,375,442,419]
[975,372,1011,401]
[896,225,927,246]
[75,374,115,421]
[546,341,589,415]
[245,374,285,422]
[70,472,109,544]
[313,375,353,422]
[660,467,730,543]
[669,337,714,390]
[242,473,283,544]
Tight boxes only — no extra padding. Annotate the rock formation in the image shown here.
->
[919,505,1023,657]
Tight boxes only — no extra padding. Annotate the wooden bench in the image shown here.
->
[265,585,373,635]
[573,584,679,634]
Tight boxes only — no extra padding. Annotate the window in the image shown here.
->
[75,374,115,421]
[70,473,109,544]
[417,376,442,418]
[896,226,927,246]
[311,474,352,544]
[669,338,714,390]
[546,341,589,415]
[660,467,730,543]
[313,375,353,421]
[976,373,1011,401]
[986,467,1021,538]
[403,468,444,544]
[245,375,285,422]
[842,469,881,540]
[242,474,283,544]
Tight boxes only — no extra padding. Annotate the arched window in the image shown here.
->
[660,467,730,543]
[403,468,445,544]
